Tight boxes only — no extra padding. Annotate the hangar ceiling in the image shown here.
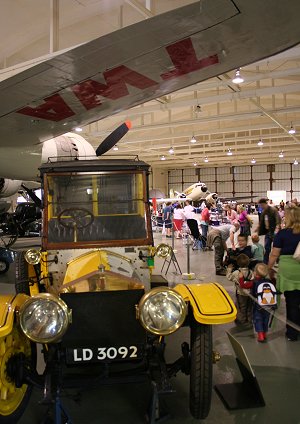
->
[1,0,300,170]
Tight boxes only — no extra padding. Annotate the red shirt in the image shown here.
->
[201,207,210,223]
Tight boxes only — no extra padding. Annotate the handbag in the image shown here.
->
[293,241,300,261]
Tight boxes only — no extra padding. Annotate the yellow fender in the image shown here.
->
[0,294,29,338]
[175,283,237,325]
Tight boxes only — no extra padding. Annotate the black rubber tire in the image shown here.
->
[0,259,9,274]
[15,251,31,295]
[189,319,213,420]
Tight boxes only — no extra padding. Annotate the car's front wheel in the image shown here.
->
[189,319,213,420]
[0,259,9,274]
[0,326,34,423]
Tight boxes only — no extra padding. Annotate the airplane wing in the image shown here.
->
[1,0,300,149]
[150,198,192,204]
[219,195,257,202]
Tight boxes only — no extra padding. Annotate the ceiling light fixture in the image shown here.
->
[293,159,299,165]
[232,68,244,84]
[251,158,256,164]
[113,145,119,151]
[289,122,296,134]
[257,139,264,146]
[204,156,209,163]
[190,135,197,143]
[75,127,83,132]
[193,161,197,167]
[279,151,284,158]
[227,149,233,156]
[169,147,174,154]
[160,155,166,161]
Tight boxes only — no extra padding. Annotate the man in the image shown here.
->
[256,198,281,264]
[163,202,173,238]
[206,223,240,275]
[183,200,201,249]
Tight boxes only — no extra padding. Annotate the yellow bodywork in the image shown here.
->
[61,250,144,293]
[175,283,236,324]
[0,294,29,338]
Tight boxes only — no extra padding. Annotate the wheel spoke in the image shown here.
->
[0,385,8,400]
[6,335,12,348]
[0,341,5,357]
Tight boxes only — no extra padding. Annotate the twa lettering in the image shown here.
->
[72,65,157,110]
[17,38,218,122]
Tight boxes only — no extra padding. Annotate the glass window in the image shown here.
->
[46,172,148,244]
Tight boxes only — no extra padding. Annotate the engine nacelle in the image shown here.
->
[0,178,22,198]
[206,193,219,206]
[42,132,96,162]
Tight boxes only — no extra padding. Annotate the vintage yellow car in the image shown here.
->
[0,158,236,423]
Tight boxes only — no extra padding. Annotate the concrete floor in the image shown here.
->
[1,226,300,424]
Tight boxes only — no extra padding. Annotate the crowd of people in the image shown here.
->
[152,197,300,343]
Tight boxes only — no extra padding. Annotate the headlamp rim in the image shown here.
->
[24,248,42,265]
[155,243,172,258]
[138,287,187,335]
[19,293,69,343]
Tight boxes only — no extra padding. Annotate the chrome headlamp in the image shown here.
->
[138,287,187,335]
[155,243,172,258]
[19,293,70,343]
[24,249,42,265]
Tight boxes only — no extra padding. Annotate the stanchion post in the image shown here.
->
[187,240,190,274]
[171,216,175,251]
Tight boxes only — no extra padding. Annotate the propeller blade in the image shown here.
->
[96,121,131,156]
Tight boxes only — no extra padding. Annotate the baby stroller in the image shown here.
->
[186,219,207,250]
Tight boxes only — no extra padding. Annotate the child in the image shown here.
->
[224,234,253,268]
[251,234,265,262]
[239,262,277,342]
[226,254,253,325]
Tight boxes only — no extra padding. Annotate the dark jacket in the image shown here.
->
[258,206,280,236]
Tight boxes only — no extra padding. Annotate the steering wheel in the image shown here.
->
[57,208,94,229]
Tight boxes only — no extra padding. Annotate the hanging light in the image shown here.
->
[232,68,244,84]
[193,161,197,167]
[190,135,197,143]
[289,122,296,134]
[257,139,264,146]
[279,151,284,158]
[113,145,119,151]
[169,147,174,154]
[75,127,83,132]
[160,155,166,161]
[293,159,299,165]
[204,156,209,163]
[227,149,233,156]
[251,158,256,164]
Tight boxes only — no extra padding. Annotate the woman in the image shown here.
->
[224,204,238,224]
[173,204,185,238]
[200,203,211,247]
[268,206,300,341]
[278,205,285,227]
[237,204,251,237]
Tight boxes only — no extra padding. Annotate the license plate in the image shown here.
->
[65,345,143,364]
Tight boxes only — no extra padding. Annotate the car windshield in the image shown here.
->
[45,171,149,245]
